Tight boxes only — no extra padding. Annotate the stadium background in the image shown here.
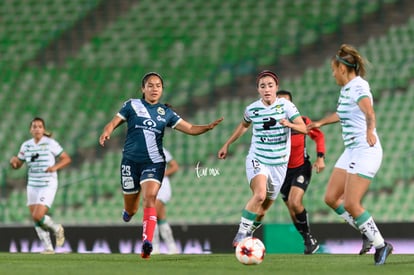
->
[1,0,414,253]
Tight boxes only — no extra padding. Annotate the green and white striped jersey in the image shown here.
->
[17,136,63,187]
[337,76,377,148]
[244,98,301,166]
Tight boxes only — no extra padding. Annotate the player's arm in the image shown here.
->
[174,117,223,136]
[306,117,326,173]
[165,159,179,177]
[218,120,250,159]
[358,97,377,146]
[10,156,24,169]
[280,115,307,134]
[45,151,72,173]
[99,115,125,146]
[308,112,340,130]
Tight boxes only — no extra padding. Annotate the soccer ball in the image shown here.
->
[235,237,265,265]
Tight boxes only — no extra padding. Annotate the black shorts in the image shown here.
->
[280,159,312,202]
[120,157,166,194]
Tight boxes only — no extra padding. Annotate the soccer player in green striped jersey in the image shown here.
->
[218,70,307,248]
[308,44,392,265]
[10,117,71,254]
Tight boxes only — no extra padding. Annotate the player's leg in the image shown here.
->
[120,158,142,222]
[140,179,160,258]
[233,174,267,247]
[156,200,178,254]
[288,185,319,254]
[325,167,373,253]
[345,173,392,264]
[30,205,54,253]
[152,224,160,254]
[28,186,64,251]
[34,225,54,254]
[36,186,65,247]
[122,193,140,222]
[153,199,166,254]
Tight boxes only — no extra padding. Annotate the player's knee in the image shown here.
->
[324,195,336,208]
[252,193,266,205]
[288,200,303,212]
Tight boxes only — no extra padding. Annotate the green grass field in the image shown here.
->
[1,253,414,275]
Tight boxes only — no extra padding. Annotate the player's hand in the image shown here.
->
[279,118,291,128]
[366,131,377,146]
[307,121,321,130]
[209,117,224,130]
[9,156,21,169]
[313,158,325,173]
[99,133,110,147]
[218,145,228,159]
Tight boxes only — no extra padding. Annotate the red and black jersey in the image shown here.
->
[289,116,325,169]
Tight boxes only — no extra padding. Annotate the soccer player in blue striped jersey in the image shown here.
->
[308,44,393,265]
[218,70,307,248]
[99,72,222,259]
[10,117,71,254]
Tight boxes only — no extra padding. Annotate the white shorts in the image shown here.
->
[335,143,383,179]
[26,181,58,208]
[157,176,172,204]
[245,155,286,200]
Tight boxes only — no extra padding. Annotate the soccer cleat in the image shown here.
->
[374,242,393,265]
[122,210,131,222]
[55,224,65,247]
[232,232,251,248]
[304,233,320,254]
[359,233,373,255]
[141,240,153,259]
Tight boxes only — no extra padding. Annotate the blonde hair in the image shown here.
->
[333,44,368,77]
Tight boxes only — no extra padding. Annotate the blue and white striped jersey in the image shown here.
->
[117,98,181,163]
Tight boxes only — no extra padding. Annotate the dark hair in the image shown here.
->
[141,72,164,88]
[276,90,293,101]
[30,117,52,137]
[256,70,279,87]
[333,44,367,77]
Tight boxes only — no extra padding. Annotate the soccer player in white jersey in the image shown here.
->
[218,70,307,248]
[10,117,71,254]
[99,72,222,259]
[152,147,179,254]
[308,44,393,265]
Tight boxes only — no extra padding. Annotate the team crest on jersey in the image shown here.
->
[157,107,165,115]
[274,105,283,114]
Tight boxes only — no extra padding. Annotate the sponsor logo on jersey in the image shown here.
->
[156,115,166,122]
[122,176,134,189]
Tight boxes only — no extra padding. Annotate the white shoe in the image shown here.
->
[55,225,65,247]
[41,249,55,254]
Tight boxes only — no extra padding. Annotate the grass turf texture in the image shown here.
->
[1,253,414,275]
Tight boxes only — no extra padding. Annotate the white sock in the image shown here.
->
[339,211,359,231]
[35,226,53,251]
[152,225,160,253]
[42,215,60,233]
[159,222,177,254]
[358,216,385,248]
[239,217,254,234]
